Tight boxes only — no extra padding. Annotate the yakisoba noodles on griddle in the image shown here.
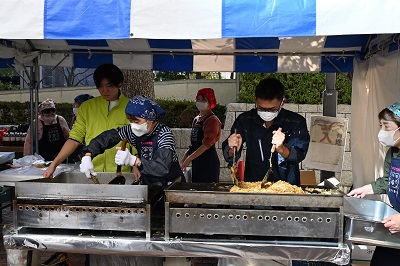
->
[230,180,304,194]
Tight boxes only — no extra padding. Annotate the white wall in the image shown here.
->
[0,80,237,105]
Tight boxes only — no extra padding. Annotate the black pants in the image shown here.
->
[371,246,400,266]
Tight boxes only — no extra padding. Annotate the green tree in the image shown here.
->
[239,73,352,104]
[0,68,20,91]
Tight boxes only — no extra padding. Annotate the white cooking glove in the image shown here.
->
[115,149,138,167]
[80,155,97,178]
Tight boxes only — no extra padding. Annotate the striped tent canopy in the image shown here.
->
[1,0,400,73]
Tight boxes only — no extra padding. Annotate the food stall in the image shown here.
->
[4,175,351,265]
[1,1,400,265]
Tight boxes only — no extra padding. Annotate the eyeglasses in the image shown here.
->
[256,106,280,113]
[42,108,55,114]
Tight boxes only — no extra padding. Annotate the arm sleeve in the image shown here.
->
[23,126,31,156]
[58,116,70,139]
[202,116,221,148]
[283,118,310,163]
[82,129,121,158]
[371,149,392,194]
[222,117,244,166]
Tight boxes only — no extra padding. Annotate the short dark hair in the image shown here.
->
[255,78,285,101]
[378,108,400,127]
[93,64,124,88]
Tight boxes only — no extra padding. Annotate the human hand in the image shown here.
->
[181,159,190,173]
[133,166,141,181]
[271,128,285,151]
[43,164,56,178]
[80,156,97,178]
[228,133,242,152]
[383,213,400,234]
[347,184,373,198]
[115,149,139,167]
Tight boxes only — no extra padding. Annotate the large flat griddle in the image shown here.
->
[164,182,344,242]
[165,182,344,208]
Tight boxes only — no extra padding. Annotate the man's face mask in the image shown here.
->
[256,101,282,122]
[257,110,279,122]
[130,122,148,137]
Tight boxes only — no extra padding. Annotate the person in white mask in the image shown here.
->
[222,78,310,185]
[70,94,94,128]
[23,98,70,161]
[180,88,221,183]
[80,95,185,186]
[220,78,310,266]
[348,102,400,265]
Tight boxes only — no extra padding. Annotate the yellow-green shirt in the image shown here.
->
[69,94,135,172]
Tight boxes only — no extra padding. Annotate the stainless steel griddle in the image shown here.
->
[164,182,344,246]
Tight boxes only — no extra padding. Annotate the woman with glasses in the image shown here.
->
[180,88,221,183]
[23,98,70,161]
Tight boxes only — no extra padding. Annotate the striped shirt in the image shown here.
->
[117,122,178,162]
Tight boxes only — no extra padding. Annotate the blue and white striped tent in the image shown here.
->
[0,0,400,72]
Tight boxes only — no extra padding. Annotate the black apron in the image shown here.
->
[137,133,183,186]
[38,116,66,161]
[189,114,220,183]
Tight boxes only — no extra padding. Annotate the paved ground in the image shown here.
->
[0,206,86,266]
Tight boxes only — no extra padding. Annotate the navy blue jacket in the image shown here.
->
[222,108,310,185]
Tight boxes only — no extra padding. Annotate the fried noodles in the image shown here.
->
[230,180,304,194]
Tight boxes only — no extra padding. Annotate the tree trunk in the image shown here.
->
[121,70,155,99]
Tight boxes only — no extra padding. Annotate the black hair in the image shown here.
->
[93,64,124,88]
[378,108,400,127]
[255,78,285,101]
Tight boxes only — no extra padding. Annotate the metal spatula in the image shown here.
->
[230,129,239,186]
[261,127,282,187]
[108,138,127,185]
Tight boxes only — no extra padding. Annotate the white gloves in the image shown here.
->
[80,155,97,178]
[115,149,141,167]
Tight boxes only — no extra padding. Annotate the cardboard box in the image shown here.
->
[300,170,316,186]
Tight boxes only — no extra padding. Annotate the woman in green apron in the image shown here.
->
[348,102,400,265]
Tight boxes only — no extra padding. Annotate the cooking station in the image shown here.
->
[12,172,164,240]
[164,183,344,243]
[3,176,352,265]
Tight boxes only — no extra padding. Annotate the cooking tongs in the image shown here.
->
[230,129,240,186]
[261,127,282,187]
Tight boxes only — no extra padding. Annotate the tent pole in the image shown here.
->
[28,66,35,155]
[320,73,337,182]
[235,73,240,102]
[34,60,40,155]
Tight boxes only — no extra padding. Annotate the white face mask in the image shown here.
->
[73,107,78,116]
[378,127,400,146]
[257,110,279,122]
[196,101,209,112]
[42,115,55,124]
[130,122,148,137]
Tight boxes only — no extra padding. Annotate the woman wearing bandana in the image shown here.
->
[23,98,70,161]
[348,102,400,266]
[181,88,221,183]
[80,95,184,186]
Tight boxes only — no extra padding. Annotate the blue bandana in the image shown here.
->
[388,102,400,118]
[74,94,94,105]
[125,95,165,120]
